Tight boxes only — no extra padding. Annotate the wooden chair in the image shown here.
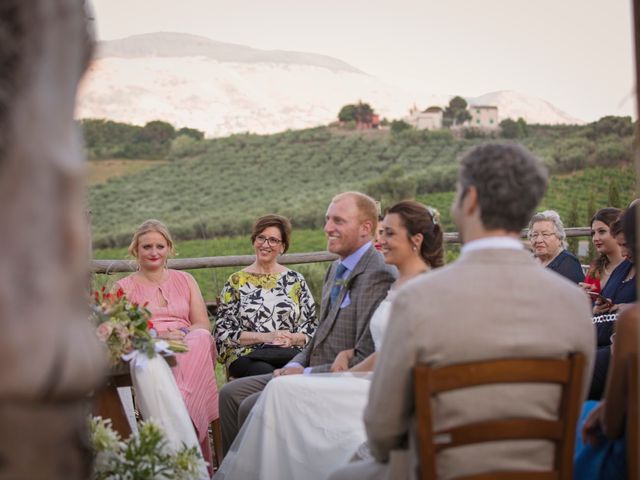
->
[414,354,585,480]
[210,418,224,469]
[627,353,638,480]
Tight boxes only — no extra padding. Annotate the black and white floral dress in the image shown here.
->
[215,270,317,367]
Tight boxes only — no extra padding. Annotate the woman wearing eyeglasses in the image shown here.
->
[215,214,318,378]
[527,210,584,284]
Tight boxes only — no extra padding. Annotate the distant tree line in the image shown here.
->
[80,119,205,160]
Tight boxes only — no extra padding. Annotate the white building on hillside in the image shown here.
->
[467,105,499,129]
[406,105,443,130]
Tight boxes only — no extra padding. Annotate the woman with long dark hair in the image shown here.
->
[582,208,624,297]
[586,208,637,399]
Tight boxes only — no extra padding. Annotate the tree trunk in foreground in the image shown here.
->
[0,1,105,477]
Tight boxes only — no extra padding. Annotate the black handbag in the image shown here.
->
[245,345,299,368]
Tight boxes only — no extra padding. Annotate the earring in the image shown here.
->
[412,245,417,252]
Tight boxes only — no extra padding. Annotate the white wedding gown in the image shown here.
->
[131,356,210,479]
[215,294,393,480]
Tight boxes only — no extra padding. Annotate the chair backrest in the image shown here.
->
[627,353,638,480]
[414,354,585,480]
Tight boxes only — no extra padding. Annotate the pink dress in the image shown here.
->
[117,269,219,464]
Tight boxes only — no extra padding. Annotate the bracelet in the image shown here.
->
[592,313,618,324]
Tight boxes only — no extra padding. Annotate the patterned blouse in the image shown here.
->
[215,270,317,366]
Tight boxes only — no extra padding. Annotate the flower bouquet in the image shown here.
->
[89,416,205,479]
[91,287,188,367]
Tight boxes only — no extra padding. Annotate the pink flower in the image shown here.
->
[96,322,114,342]
[113,323,130,342]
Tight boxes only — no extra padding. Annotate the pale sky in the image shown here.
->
[90,0,636,122]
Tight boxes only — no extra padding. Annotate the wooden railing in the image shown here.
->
[91,227,592,274]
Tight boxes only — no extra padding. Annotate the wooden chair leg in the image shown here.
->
[211,418,223,469]
[94,386,132,439]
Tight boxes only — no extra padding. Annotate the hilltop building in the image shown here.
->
[466,105,499,129]
[406,105,443,130]
[406,103,499,131]
[356,114,380,130]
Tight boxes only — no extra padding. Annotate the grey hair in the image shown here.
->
[528,210,567,248]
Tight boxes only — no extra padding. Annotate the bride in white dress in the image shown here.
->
[215,201,444,480]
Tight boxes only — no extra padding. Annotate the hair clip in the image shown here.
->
[426,206,440,225]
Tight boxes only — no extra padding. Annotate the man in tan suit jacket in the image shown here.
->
[330,143,595,480]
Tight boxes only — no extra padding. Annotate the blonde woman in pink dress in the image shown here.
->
[116,219,218,471]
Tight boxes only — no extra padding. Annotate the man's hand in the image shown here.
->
[273,365,304,377]
[331,349,354,372]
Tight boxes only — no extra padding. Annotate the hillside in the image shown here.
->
[88,118,635,248]
[92,164,635,302]
[77,33,583,137]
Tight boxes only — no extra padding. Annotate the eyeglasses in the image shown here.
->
[528,232,556,240]
[255,235,283,246]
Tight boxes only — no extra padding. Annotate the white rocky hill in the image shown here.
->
[466,90,583,125]
[76,33,584,137]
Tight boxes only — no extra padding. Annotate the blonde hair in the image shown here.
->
[332,191,379,231]
[128,219,176,259]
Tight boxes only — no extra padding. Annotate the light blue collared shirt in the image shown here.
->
[289,241,373,374]
[339,240,373,277]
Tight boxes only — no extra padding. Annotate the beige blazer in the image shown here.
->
[364,248,596,480]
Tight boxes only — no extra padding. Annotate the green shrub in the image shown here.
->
[168,135,208,160]
[365,165,417,204]
[552,137,594,172]
[390,120,412,134]
[595,136,630,166]
[586,115,634,139]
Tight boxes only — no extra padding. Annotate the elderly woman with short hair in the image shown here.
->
[527,210,584,283]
